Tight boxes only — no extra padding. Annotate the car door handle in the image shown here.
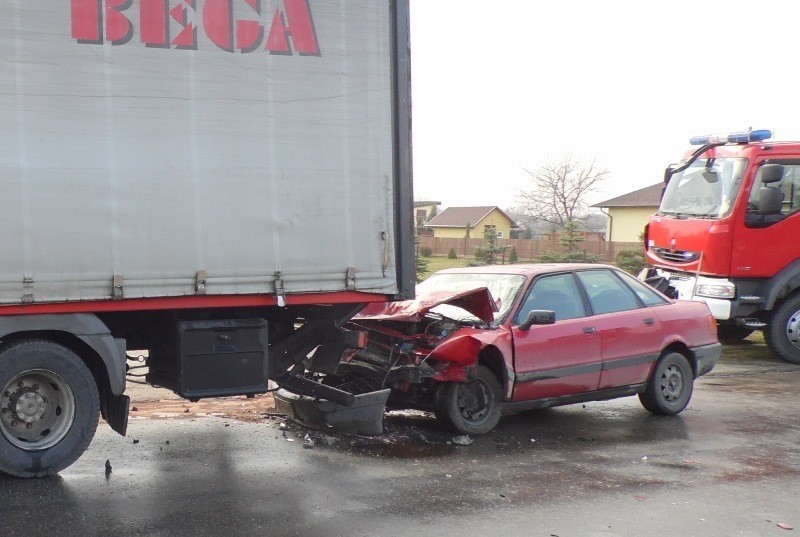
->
[644,318,655,326]
[583,326,596,334]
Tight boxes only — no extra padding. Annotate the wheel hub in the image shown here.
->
[660,365,683,402]
[11,389,47,423]
[457,381,489,422]
[785,311,800,350]
[0,370,75,451]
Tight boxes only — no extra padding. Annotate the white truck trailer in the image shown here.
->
[0,0,413,477]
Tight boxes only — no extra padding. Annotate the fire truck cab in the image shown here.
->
[643,129,800,363]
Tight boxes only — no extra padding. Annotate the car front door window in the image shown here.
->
[514,273,586,324]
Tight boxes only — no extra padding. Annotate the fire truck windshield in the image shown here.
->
[659,157,748,218]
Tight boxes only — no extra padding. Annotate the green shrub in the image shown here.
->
[537,250,602,263]
[416,255,429,282]
[473,227,505,265]
[447,248,458,259]
[509,246,518,264]
[419,245,433,258]
[616,249,646,274]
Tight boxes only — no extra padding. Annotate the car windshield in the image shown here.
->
[417,272,527,323]
[660,157,748,218]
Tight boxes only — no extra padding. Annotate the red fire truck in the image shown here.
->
[643,129,800,363]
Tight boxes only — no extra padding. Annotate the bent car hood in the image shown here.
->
[354,287,498,324]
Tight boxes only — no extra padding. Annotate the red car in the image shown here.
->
[336,264,720,435]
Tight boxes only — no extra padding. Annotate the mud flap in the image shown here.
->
[101,392,130,436]
[274,388,390,436]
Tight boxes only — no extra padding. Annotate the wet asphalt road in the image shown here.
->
[2,337,800,537]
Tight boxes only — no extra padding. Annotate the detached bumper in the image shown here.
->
[274,388,390,436]
[692,342,722,377]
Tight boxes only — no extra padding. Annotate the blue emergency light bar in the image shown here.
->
[689,129,772,146]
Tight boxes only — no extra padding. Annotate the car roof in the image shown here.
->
[431,263,619,277]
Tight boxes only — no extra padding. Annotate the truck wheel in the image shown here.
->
[0,340,100,478]
[639,352,693,415]
[765,294,800,364]
[716,322,754,343]
[434,365,502,435]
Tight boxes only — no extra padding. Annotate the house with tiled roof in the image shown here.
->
[592,183,663,242]
[424,206,517,239]
[414,201,440,236]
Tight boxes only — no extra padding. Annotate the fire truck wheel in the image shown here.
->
[766,293,800,364]
[435,365,502,435]
[639,352,694,415]
[0,340,100,478]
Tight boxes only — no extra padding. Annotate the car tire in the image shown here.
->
[716,322,754,343]
[0,340,100,478]
[435,365,502,435]
[765,293,800,364]
[639,352,694,415]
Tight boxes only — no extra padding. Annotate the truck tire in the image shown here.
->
[0,340,100,478]
[638,352,693,415]
[765,293,800,364]
[434,365,502,435]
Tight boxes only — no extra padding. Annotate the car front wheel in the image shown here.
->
[435,365,502,435]
[639,352,693,415]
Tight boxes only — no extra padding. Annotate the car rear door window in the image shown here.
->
[514,273,586,324]
[577,270,642,315]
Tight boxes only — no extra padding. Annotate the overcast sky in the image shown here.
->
[409,0,800,211]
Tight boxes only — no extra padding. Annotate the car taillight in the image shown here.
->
[708,315,718,337]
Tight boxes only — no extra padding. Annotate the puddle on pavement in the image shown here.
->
[345,437,458,459]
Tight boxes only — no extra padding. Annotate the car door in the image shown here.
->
[510,272,602,402]
[575,269,665,390]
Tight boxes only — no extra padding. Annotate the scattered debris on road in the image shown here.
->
[452,435,473,446]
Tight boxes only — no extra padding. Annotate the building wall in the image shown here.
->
[607,207,657,242]
[430,227,470,239]
[416,204,439,219]
[478,209,514,239]
[429,209,514,239]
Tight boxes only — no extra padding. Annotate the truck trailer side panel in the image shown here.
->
[0,0,403,304]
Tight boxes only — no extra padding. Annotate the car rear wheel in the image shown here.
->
[639,352,693,415]
[435,365,502,435]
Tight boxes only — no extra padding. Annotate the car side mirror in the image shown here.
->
[518,309,556,330]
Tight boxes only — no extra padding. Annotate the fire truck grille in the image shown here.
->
[652,248,701,264]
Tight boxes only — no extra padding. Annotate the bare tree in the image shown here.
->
[516,154,609,229]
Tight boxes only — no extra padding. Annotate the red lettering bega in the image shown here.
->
[70,0,320,55]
